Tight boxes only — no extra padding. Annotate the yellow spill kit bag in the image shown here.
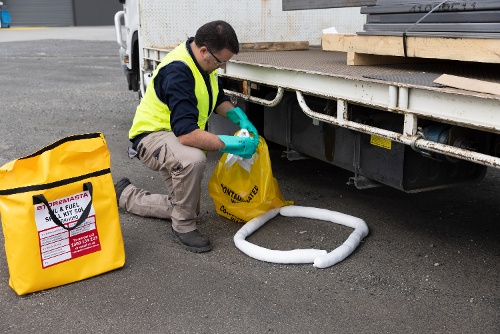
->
[208,135,291,223]
[0,133,125,295]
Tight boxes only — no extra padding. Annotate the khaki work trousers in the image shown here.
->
[119,131,206,233]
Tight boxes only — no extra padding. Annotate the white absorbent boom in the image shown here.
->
[233,205,369,269]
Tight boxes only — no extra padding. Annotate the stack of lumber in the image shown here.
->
[322,0,500,65]
[321,33,500,64]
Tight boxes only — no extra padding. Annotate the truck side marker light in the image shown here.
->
[234,205,369,269]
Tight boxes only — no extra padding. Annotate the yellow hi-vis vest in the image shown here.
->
[129,41,219,139]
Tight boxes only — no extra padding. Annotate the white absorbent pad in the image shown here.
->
[233,205,369,268]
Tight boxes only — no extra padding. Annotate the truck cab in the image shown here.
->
[115,0,140,93]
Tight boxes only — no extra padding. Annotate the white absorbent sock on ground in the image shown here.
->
[233,205,369,268]
[280,205,369,268]
[233,208,328,264]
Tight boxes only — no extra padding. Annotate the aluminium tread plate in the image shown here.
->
[362,73,445,87]
[231,48,500,89]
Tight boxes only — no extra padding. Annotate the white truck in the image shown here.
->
[114,0,500,192]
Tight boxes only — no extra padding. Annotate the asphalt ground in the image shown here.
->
[0,27,499,333]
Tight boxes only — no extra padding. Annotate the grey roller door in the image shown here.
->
[4,0,74,27]
[73,0,123,26]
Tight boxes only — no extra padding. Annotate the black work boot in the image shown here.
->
[114,178,131,205]
[171,227,212,253]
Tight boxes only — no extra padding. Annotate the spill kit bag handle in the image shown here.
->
[32,182,93,231]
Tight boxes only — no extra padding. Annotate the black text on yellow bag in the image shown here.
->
[208,135,292,223]
[0,133,125,295]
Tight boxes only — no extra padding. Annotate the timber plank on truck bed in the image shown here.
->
[321,34,500,65]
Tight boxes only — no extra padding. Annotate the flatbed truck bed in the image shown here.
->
[143,46,500,176]
[226,48,500,132]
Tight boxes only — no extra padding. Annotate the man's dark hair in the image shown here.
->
[194,20,239,54]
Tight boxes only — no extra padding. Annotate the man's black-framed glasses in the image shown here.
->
[206,48,227,66]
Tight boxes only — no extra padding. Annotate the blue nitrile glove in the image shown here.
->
[218,135,257,159]
[226,107,259,139]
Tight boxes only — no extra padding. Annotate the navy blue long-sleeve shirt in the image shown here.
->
[154,37,230,137]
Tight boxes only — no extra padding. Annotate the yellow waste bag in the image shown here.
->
[0,133,125,295]
[208,135,291,223]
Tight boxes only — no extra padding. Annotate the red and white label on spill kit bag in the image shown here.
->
[34,190,101,268]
